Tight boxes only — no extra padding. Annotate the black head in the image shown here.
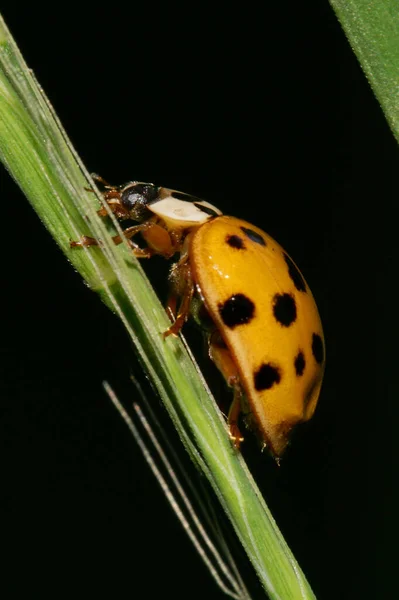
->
[120,183,160,222]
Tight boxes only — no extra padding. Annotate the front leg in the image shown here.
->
[85,175,131,220]
[70,221,157,258]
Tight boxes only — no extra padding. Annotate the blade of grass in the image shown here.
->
[0,15,316,600]
[330,0,399,142]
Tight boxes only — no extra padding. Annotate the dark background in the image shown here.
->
[0,5,393,599]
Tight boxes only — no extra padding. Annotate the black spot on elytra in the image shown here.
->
[219,294,255,328]
[193,202,219,217]
[294,350,306,376]
[272,293,297,327]
[312,333,324,364]
[284,253,306,292]
[254,363,281,391]
[226,234,245,249]
[240,226,266,246]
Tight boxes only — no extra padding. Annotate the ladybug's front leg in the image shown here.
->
[71,222,156,258]
[85,175,131,220]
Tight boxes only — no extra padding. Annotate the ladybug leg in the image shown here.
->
[228,387,245,448]
[70,235,100,248]
[209,332,244,446]
[90,174,114,188]
[85,175,131,219]
[163,256,194,338]
[96,194,130,220]
[109,222,156,257]
[71,222,156,259]
[165,293,178,323]
[83,174,114,195]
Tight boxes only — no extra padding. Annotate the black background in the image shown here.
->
[0,5,393,600]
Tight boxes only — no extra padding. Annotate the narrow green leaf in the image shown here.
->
[330,0,399,142]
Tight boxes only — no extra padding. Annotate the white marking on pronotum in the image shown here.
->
[149,196,222,228]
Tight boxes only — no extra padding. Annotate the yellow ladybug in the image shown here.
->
[73,177,325,457]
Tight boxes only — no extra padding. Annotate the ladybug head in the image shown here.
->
[120,182,160,221]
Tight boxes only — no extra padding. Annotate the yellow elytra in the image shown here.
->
[72,178,325,457]
[190,216,325,457]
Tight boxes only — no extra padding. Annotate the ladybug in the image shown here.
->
[73,176,325,457]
